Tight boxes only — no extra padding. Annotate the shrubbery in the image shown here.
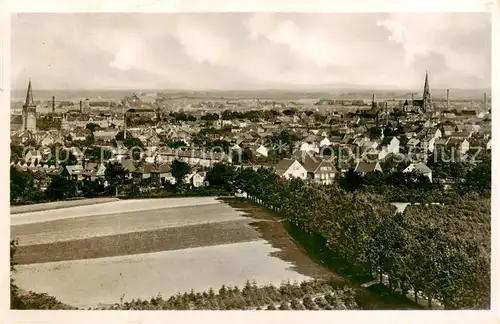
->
[234,167,490,309]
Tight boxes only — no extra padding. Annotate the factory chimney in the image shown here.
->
[484,93,487,111]
[52,96,55,113]
[446,89,449,110]
[79,100,83,113]
[123,111,127,140]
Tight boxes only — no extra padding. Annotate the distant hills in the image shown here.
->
[10,87,490,102]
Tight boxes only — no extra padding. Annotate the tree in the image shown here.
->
[282,108,297,116]
[338,168,364,192]
[168,141,188,149]
[206,163,236,192]
[81,179,107,198]
[124,137,144,150]
[368,127,382,140]
[171,160,191,185]
[10,143,24,161]
[10,167,31,203]
[58,150,78,167]
[85,123,101,132]
[115,131,125,141]
[45,175,75,200]
[104,163,128,196]
[459,160,491,195]
[241,147,253,163]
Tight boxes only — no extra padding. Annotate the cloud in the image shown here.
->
[109,34,144,71]
[11,13,491,90]
[245,14,337,69]
[173,15,231,65]
[376,13,491,84]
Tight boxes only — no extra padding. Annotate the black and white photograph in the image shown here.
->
[4,2,495,321]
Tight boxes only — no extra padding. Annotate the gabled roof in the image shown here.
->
[65,165,84,175]
[405,162,432,174]
[155,163,171,173]
[136,163,154,174]
[301,155,321,173]
[446,138,468,146]
[275,158,300,176]
[407,138,420,146]
[449,131,470,138]
[120,159,136,172]
[302,156,337,174]
[329,136,343,143]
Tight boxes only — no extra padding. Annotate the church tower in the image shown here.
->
[22,79,37,133]
[422,70,432,113]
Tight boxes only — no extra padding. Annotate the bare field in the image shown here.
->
[14,241,311,308]
[12,197,336,308]
[10,198,120,215]
[11,197,221,226]
[12,202,245,246]
[15,219,261,264]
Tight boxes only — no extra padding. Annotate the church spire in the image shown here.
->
[25,78,34,106]
[422,70,431,113]
[424,70,430,95]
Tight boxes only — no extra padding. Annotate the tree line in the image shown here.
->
[222,167,490,309]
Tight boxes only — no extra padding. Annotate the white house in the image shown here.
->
[446,138,470,155]
[432,129,442,139]
[24,150,43,164]
[250,144,268,157]
[231,144,242,152]
[426,137,436,153]
[40,134,63,147]
[193,172,207,187]
[300,142,320,154]
[319,136,331,147]
[403,162,433,182]
[275,158,307,180]
[184,171,207,187]
[378,137,400,160]
[487,138,492,150]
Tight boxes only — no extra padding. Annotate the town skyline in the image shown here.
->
[11,12,491,91]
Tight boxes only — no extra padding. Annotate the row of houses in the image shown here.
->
[275,155,433,184]
[12,159,209,189]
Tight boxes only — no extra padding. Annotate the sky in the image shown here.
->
[11,12,491,91]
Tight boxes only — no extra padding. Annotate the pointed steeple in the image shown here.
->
[25,78,34,106]
[423,70,430,95]
[422,70,431,113]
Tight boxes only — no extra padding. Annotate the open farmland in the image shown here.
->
[11,197,333,308]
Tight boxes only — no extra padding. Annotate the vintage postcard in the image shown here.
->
[1,0,497,323]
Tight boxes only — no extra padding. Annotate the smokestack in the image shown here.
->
[52,96,55,113]
[446,89,449,110]
[124,112,127,140]
[484,93,487,111]
[79,100,83,113]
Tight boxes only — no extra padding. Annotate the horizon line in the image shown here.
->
[11,87,492,92]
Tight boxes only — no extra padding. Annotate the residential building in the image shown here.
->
[275,158,307,180]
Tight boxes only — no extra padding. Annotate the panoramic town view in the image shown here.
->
[9,13,491,310]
